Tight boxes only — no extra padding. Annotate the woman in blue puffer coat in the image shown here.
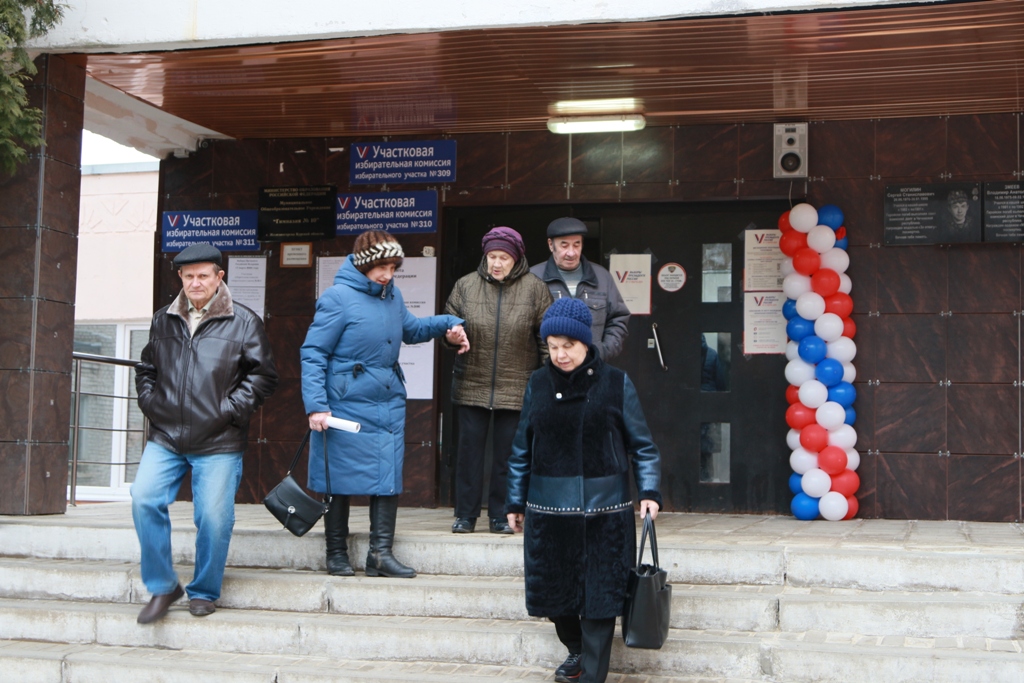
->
[301,230,468,578]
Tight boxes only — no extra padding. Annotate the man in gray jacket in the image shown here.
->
[530,217,630,361]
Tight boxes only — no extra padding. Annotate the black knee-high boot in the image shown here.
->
[365,495,416,578]
[324,495,354,576]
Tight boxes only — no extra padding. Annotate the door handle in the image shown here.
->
[651,323,668,372]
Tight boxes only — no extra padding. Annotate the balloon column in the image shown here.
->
[780,203,860,521]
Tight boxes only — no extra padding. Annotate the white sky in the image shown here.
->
[81,130,159,165]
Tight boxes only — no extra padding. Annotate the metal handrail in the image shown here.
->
[69,351,147,505]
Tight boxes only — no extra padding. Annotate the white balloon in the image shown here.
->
[838,272,852,294]
[826,337,857,363]
[787,428,803,451]
[796,292,826,321]
[790,448,818,475]
[789,203,819,233]
[780,257,795,277]
[786,340,800,361]
[801,468,832,497]
[807,225,837,254]
[828,424,858,450]
[845,448,861,471]
[842,362,857,383]
[785,358,817,386]
[814,313,844,343]
[798,379,829,409]
[819,491,850,521]
[815,401,846,430]
[783,273,813,299]
[819,248,850,274]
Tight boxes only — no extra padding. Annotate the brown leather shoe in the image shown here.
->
[136,584,184,624]
[188,598,216,617]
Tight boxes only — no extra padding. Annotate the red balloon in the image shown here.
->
[824,292,854,318]
[835,226,847,240]
[843,495,859,520]
[799,424,829,453]
[786,385,801,404]
[779,211,794,233]
[817,446,848,475]
[786,402,817,430]
[779,230,808,257]
[792,247,821,276]
[811,268,840,297]
[830,469,860,497]
[843,317,857,338]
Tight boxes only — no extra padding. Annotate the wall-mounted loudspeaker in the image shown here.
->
[774,123,807,179]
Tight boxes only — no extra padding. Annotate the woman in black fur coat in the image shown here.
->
[506,297,662,683]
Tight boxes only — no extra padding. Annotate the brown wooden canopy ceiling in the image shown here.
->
[85,0,1024,139]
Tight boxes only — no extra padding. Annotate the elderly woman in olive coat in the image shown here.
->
[506,297,662,683]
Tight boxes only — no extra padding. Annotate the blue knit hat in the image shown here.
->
[541,297,593,346]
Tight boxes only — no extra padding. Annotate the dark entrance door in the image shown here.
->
[439,201,791,514]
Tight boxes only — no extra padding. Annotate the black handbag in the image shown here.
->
[622,511,672,649]
[263,429,331,537]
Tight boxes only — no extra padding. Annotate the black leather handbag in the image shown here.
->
[622,511,672,649]
[263,429,331,537]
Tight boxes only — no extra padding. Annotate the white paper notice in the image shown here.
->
[608,254,652,315]
[394,257,437,400]
[744,292,788,354]
[227,255,267,319]
[316,256,347,298]
[744,229,785,292]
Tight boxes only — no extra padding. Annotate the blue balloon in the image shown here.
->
[783,298,798,320]
[834,236,849,250]
[786,316,815,342]
[845,406,857,425]
[791,492,820,520]
[789,472,804,495]
[798,335,827,364]
[828,381,857,408]
[815,358,844,387]
[817,204,845,230]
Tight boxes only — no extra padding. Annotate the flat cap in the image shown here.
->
[173,243,223,268]
[547,217,588,238]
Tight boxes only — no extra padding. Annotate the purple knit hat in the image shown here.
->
[481,226,525,262]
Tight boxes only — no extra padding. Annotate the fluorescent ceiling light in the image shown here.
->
[547,114,646,135]
[550,98,642,115]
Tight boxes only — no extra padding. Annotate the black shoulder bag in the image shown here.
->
[263,429,331,537]
[622,511,672,649]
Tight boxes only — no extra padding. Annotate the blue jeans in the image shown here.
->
[131,441,243,602]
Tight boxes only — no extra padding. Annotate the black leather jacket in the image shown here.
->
[135,285,278,455]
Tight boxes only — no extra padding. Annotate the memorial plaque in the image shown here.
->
[884,182,981,246]
[258,185,337,241]
[984,182,1024,242]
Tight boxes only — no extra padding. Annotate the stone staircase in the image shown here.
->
[2,504,1024,682]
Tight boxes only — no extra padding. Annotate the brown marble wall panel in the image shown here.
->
[507,131,568,187]
[876,118,947,178]
[571,133,622,185]
[265,316,312,380]
[623,127,672,185]
[40,160,82,236]
[39,55,86,100]
[325,137,373,189]
[874,383,946,453]
[808,120,875,179]
[852,381,875,451]
[260,378,307,442]
[675,125,737,182]
[874,314,946,383]
[444,187,507,206]
[268,139,326,187]
[401,443,435,507]
[850,313,875,382]
[505,184,569,204]
[205,193,257,211]
[876,452,947,520]
[620,182,673,201]
[213,140,269,194]
[737,180,793,200]
[948,245,1020,313]
[264,255,317,318]
[947,114,1019,177]
[161,148,214,198]
[38,229,78,304]
[451,133,506,189]
[570,184,620,202]
[854,449,877,518]
[738,124,775,183]
[0,158,41,227]
[876,246,947,314]
[948,454,1018,522]
[947,384,1018,455]
[0,442,27,514]
[39,90,84,168]
[0,227,39,297]
[236,442,263,503]
[26,443,69,514]
[160,194,215,212]
[845,246,876,314]
[673,181,737,202]
[33,301,74,374]
[0,370,31,441]
[405,399,434,444]
[947,314,1017,384]
[30,371,71,444]
[807,179,884,247]
[0,300,32,369]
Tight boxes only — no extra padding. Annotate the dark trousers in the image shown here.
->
[550,615,617,683]
[454,406,520,520]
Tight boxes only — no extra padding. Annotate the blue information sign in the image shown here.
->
[161,211,259,252]
[349,140,456,185]
[336,191,438,234]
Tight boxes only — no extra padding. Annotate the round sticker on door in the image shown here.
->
[657,263,687,292]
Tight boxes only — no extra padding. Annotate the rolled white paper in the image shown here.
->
[325,416,361,433]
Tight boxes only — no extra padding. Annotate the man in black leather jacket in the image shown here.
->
[132,243,278,624]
